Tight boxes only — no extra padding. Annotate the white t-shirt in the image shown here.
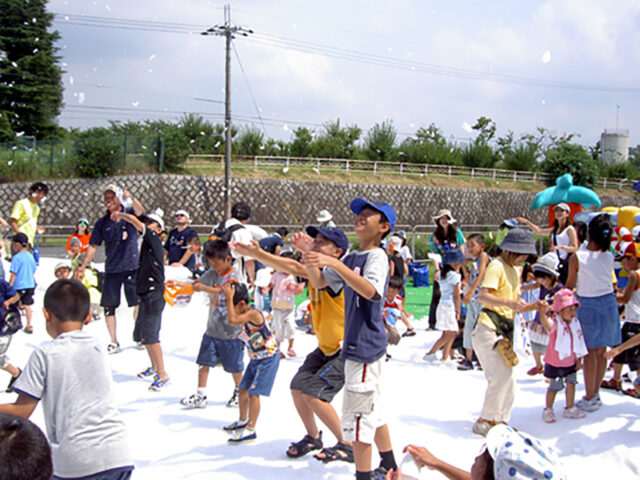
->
[13,330,132,478]
[575,246,614,298]
[225,218,254,283]
[400,245,412,263]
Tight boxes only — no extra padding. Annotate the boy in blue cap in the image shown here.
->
[305,198,398,480]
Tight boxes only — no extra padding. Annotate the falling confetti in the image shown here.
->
[282,167,289,174]
[148,54,156,62]
[78,92,85,104]
[542,50,551,64]
[69,76,74,85]
[282,124,289,131]
[462,122,472,133]
[132,101,140,107]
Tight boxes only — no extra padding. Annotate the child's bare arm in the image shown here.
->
[8,272,15,286]
[222,283,261,325]
[617,272,638,304]
[605,332,640,359]
[0,395,38,419]
[306,252,377,299]
[3,292,20,310]
[112,212,144,233]
[462,252,489,304]
[454,284,461,321]
[539,305,554,331]
[230,240,307,278]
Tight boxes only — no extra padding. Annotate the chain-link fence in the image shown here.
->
[0,135,165,181]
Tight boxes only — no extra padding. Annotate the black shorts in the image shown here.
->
[133,290,165,345]
[290,347,345,402]
[17,288,35,306]
[613,322,640,370]
[101,271,140,309]
[544,363,576,379]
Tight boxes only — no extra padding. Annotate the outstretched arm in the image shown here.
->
[306,252,376,299]
[515,217,552,236]
[0,395,39,419]
[230,240,307,278]
[112,212,144,233]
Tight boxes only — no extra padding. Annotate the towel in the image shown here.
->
[554,316,588,360]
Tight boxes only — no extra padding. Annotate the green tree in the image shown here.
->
[0,0,64,139]
[497,131,539,171]
[311,119,362,159]
[235,126,264,156]
[542,143,598,188]
[0,110,13,142]
[472,116,496,144]
[363,120,397,162]
[70,128,122,178]
[399,123,460,165]
[289,127,313,157]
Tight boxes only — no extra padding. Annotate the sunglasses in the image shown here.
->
[175,214,185,218]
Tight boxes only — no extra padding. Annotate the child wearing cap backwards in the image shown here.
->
[472,228,544,437]
[65,217,91,254]
[601,241,640,396]
[305,198,398,480]
[221,281,280,444]
[231,227,352,463]
[423,247,465,364]
[565,214,619,412]
[112,209,170,391]
[8,233,36,334]
[539,288,588,423]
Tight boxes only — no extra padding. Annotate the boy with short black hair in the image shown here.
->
[179,239,245,409]
[8,233,36,334]
[222,281,280,444]
[0,279,133,479]
[305,198,398,480]
[0,413,53,480]
[384,275,415,337]
[459,233,490,371]
[113,210,170,391]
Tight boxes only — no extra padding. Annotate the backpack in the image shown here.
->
[85,266,105,293]
[209,220,245,243]
[0,307,22,336]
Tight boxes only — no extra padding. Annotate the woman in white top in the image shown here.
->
[565,214,620,413]
[516,203,578,284]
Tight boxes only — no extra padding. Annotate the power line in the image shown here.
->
[232,43,265,133]
[50,12,640,93]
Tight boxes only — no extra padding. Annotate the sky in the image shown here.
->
[49,0,640,148]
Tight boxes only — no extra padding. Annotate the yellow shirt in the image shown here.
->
[477,257,520,330]
[11,198,40,245]
[308,284,345,356]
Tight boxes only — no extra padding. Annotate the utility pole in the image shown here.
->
[202,5,253,219]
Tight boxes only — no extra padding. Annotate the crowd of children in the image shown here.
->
[1,182,640,480]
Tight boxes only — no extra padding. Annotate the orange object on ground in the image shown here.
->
[164,282,195,307]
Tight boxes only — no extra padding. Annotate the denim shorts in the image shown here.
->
[239,354,280,396]
[196,335,245,373]
[101,271,139,308]
[133,290,165,345]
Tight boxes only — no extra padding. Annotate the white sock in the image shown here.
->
[197,388,206,396]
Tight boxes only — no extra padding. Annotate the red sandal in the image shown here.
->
[600,378,622,391]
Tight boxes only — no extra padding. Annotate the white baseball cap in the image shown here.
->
[174,209,190,220]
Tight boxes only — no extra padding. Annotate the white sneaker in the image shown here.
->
[441,358,458,368]
[422,353,438,362]
[107,343,120,354]
[563,406,586,419]
[180,393,207,408]
[576,396,599,412]
[472,419,497,437]
[542,408,556,423]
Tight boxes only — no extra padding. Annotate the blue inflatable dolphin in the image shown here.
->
[530,173,601,210]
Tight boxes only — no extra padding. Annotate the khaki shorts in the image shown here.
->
[341,357,385,444]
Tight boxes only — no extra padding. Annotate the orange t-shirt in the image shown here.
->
[65,233,91,253]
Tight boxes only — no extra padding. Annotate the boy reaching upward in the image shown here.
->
[304,198,398,480]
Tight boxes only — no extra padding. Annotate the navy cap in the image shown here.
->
[442,247,466,265]
[350,198,397,233]
[10,233,28,246]
[305,226,349,257]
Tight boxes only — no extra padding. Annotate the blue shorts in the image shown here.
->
[196,335,244,373]
[576,293,621,349]
[133,290,165,345]
[239,354,280,397]
[101,271,139,309]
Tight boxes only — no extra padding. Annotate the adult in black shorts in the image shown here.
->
[76,184,144,354]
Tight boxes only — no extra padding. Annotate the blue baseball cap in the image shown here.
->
[349,198,397,233]
[306,226,349,257]
[442,247,466,265]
